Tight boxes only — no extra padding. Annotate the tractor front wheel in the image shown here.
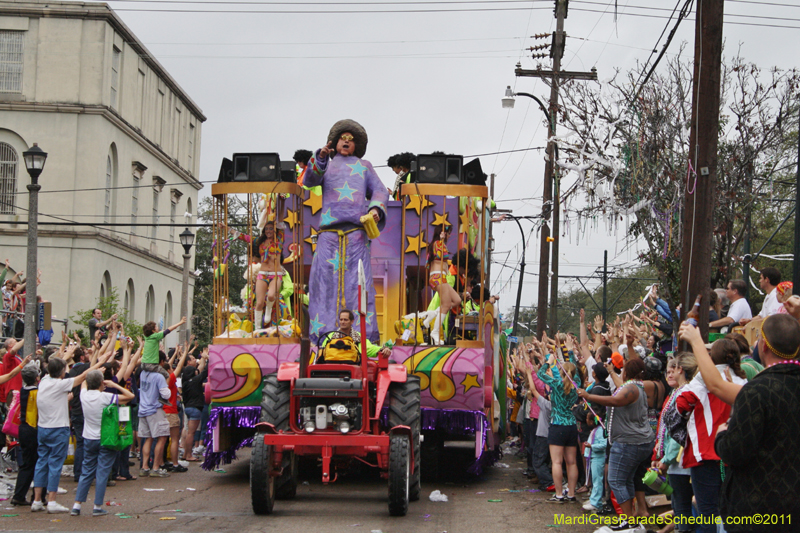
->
[250,436,275,515]
[260,374,298,500]
[387,433,411,517]
[388,375,421,501]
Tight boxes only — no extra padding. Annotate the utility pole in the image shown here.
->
[680,0,724,339]
[488,173,495,285]
[793,96,800,295]
[516,0,597,334]
[601,250,608,326]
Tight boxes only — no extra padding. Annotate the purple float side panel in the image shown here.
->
[391,346,485,411]
[207,343,301,406]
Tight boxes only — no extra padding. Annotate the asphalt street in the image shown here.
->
[0,448,597,533]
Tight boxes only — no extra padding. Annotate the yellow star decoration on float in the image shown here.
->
[405,231,428,255]
[405,194,433,216]
[461,373,480,393]
[304,227,319,252]
[304,190,322,215]
[284,209,299,229]
[432,211,451,228]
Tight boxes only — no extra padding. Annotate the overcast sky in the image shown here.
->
[107,0,799,316]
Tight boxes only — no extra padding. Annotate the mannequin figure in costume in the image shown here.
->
[305,120,389,345]
[427,225,461,344]
[230,219,285,329]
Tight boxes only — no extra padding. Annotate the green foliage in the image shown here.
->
[70,287,142,345]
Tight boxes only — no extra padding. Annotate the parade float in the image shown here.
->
[203,146,504,486]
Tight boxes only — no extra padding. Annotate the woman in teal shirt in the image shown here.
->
[538,350,581,503]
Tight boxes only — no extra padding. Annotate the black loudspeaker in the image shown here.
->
[416,154,463,184]
[232,153,281,182]
[280,161,297,183]
[217,157,233,183]
[462,158,487,186]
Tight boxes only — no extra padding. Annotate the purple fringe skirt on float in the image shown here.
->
[202,406,499,474]
[201,406,260,471]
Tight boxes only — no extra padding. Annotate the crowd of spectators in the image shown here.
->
[0,301,210,517]
[505,267,800,533]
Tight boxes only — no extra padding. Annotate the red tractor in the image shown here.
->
[250,331,422,516]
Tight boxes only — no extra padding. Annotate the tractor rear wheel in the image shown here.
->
[260,374,297,500]
[387,433,410,516]
[250,436,275,515]
[388,375,421,501]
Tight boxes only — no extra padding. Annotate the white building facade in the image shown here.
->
[0,1,205,334]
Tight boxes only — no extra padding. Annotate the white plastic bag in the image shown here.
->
[429,490,449,502]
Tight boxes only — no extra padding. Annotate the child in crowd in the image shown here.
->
[140,316,186,379]
[583,412,607,513]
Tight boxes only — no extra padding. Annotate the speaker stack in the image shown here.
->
[462,158,487,186]
[415,154,464,184]
[217,153,296,183]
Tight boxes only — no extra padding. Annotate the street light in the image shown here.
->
[492,213,527,348]
[179,227,195,344]
[501,86,559,334]
[22,143,47,354]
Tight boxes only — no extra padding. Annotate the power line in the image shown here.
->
[139,36,526,46]
[629,0,684,90]
[6,202,193,246]
[109,0,549,4]
[5,147,546,197]
[632,0,694,100]
[727,0,800,7]
[103,2,800,28]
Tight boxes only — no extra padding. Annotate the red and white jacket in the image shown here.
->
[675,364,747,468]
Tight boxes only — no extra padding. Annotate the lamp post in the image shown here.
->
[503,87,559,334]
[492,213,527,348]
[22,144,47,355]
[179,228,195,344]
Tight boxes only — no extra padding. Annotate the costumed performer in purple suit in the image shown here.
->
[304,119,389,345]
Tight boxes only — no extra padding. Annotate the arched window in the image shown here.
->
[145,285,155,322]
[104,155,112,223]
[125,279,135,319]
[100,271,112,301]
[105,144,118,226]
[0,142,18,214]
[165,291,173,326]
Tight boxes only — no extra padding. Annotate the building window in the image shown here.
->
[169,198,177,254]
[0,31,24,94]
[0,142,17,214]
[173,106,182,159]
[131,174,139,235]
[151,188,159,242]
[110,46,121,109]
[155,89,164,145]
[165,291,173,326]
[170,188,183,258]
[104,155,112,223]
[137,68,146,128]
[125,278,135,319]
[188,123,195,173]
[145,285,155,322]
